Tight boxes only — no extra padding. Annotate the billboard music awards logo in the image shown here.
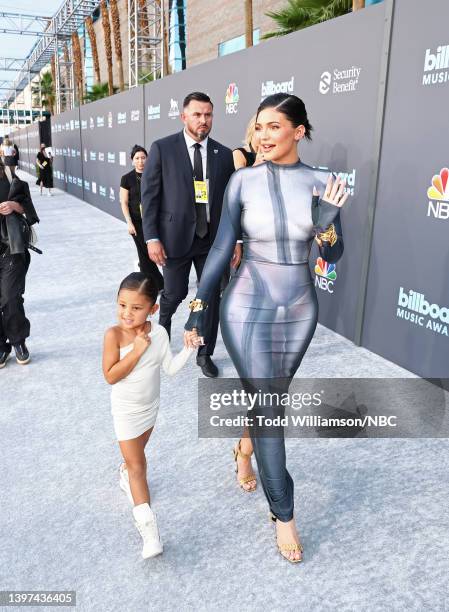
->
[131,109,140,122]
[261,77,294,100]
[427,167,449,219]
[319,66,361,95]
[99,186,106,197]
[89,117,94,129]
[117,112,127,125]
[225,83,239,114]
[397,287,448,338]
[314,257,337,294]
[81,120,87,130]
[423,44,449,86]
[148,104,160,120]
[96,115,105,128]
[168,99,180,119]
[109,187,115,201]
[108,112,113,128]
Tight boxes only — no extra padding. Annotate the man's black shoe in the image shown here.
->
[0,345,11,369]
[196,355,218,378]
[13,342,30,365]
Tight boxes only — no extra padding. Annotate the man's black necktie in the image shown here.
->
[193,142,208,238]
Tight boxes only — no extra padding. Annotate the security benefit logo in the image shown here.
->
[427,167,449,219]
[397,287,448,338]
[319,66,361,95]
[423,44,449,86]
[314,257,337,294]
[225,83,239,115]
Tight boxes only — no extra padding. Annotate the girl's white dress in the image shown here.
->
[111,323,193,440]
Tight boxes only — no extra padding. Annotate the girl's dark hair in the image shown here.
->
[118,272,158,304]
[256,94,313,141]
[130,144,147,160]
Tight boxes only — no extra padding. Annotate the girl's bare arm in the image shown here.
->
[102,328,147,384]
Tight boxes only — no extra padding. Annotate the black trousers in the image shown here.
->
[159,233,220,356]
[131,219,164,292]
[0,251,30,351]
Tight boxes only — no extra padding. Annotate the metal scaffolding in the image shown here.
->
[0,11,51,36]
[0,2,100,115]
[128,0,164,87]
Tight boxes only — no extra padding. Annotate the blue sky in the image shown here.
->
[0,1,63,90]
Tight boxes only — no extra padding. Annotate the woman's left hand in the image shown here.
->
[184,329,204,348]
[318,175,349,208]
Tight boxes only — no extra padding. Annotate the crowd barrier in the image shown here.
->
[10,0,448,377]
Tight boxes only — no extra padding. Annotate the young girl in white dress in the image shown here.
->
[103,273,199,558]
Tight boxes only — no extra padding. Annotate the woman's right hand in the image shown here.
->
[133,330,151,356]
[127,220,137,236]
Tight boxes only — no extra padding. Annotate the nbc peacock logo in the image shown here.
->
[225,83,239,115]
[314,257,337,294]
[427,167,449,220]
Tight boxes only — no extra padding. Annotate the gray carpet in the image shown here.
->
[1,175,448,612]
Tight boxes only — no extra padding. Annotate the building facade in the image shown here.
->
[186,0,286,67]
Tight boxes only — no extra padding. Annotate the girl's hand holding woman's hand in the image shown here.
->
[317,175,349,208]
[127,220,137,236]
[184,329,204,349]
[133,330,151,355]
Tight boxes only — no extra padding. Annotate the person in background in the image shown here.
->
[1,137,17,176]
[0,160,39,367]
[141,91,241,378]
[36,144,53,196]
[232,115,263,170]
[120,145,164,292]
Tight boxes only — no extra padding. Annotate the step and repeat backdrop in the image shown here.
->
[361,0,449,377]
[8,0,448,377]
[51,108,83,198]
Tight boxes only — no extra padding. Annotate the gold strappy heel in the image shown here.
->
[269,512,303,563]
[233,439,257,492]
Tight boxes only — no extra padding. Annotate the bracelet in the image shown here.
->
[189,298,207,312]
[315,224,337,247]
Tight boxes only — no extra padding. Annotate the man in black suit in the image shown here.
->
[141,92,241,377]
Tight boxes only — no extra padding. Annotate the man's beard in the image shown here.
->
[195,127,210,141]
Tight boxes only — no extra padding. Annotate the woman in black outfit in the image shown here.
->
[0,162,39,367]
[120,145,164,291]
[232,115,263,170]
[36,144,53,196]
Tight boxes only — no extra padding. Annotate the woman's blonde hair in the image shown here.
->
[3,137,11,146]
[243,115,257,150]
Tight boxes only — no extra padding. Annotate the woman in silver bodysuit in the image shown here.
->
[185,94,348,563]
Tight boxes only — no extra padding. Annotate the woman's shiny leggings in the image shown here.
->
[220,260,318,522]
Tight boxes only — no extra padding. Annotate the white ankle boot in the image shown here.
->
[119,464,134,504]
[132,503,163,559]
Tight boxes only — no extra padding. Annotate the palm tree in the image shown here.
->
[85,16,101,84]
[263,0,352,38]
[71,31,84,103]
[84,82,118,103]
[110,0,125,91]
[100,0,114,96]
[32,72,55,115]
[245,0,253,47]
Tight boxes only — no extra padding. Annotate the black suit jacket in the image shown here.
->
[141,130,235,258]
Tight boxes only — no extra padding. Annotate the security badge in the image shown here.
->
[194,179,208,204]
